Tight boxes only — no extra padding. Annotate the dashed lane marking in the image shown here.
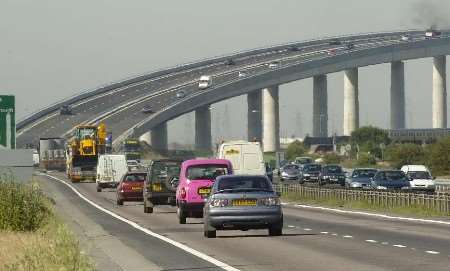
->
[343,235,353,238]
[393,245,407,248]
[303,228,312,231]
[45,174,240,271]
[365,240,378,243]
[320,232,329,234]
[425,250,440,255]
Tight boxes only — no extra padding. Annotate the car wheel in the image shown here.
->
[268,221,283,236]
[96,185,102,192]
[340,181,345,187]
[117,198,124,206]
[177,206,186,224]
[144,201,153,213]
[204,221,216,238]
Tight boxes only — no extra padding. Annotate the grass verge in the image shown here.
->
[282,192,450,218]
[0,179,94,270]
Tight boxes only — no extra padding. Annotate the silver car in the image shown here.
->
[203,175,283,238]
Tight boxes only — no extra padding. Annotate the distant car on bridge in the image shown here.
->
[329,39,342,45]
[198,75,212,90]
[268,61,280,69]
[401,35,411,41]
[59,105,72,115]
[176,90,186,98]
[425,29,441,39]
[238,71,248,78]
[141,105,154,114]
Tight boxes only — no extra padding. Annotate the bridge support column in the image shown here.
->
[343,68,359,136]
[247,90,262,142]
[151,123,168,152]
[195,105,212,151]
[262,86,280,152]
[313,75,328,137]
[433,56,447,128]
[390,61,406,129]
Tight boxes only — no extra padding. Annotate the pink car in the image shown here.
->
[176,159,233,224]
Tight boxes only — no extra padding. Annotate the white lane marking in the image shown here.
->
[44,174,240,271]
[365,240,378,243]
[381,242,389,245]
[331,233,338,236]
[393,245,407,248]
[303,228,312,231]
[320,232,329,234]
[293,204,450,226]
[287,225,296,228]
[425,250,440,255]
[343,235,353,238]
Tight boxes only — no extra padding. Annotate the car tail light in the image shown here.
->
[259,197,281,206]
[180,187,186,199]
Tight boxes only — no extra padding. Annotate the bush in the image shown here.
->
[426,137,450,176]
[351,126,390,159]
[385,143,425,169]
[286,140,306,160]
[0,180,51,231]
[357,153,376,166]
[323,153,341,164]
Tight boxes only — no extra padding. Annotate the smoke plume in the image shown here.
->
[410,0,450,29]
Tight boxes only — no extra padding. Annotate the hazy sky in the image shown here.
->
[1,0,450,145]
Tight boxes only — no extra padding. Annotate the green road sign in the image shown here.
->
[0,95,15,149]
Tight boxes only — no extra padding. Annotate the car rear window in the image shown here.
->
[352,170,377,178]
[187,165,229,180]
[124,173,146,182]
[304,164,321,171]
[324,166,342,173]
[217,177,272,192]
[151,162,181,180]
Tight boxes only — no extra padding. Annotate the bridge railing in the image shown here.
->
[17,29,424,131]
[274,184,450,214]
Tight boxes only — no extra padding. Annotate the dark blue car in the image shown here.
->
[370,170,410,191]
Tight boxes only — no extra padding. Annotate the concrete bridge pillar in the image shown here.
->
[195,105,212,151]
[151,123,168,152]
[262,86,280,152]
[390,61,406,129]
[433,56,447,128]
[313,75,328,137]
[247,90,262,142]
[343,68,359,136]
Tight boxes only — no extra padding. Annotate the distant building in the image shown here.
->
[387,128,450,144]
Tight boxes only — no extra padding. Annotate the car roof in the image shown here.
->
[182,159,232,167]
[216,175,269,181]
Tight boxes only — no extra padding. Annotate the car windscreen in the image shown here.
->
[187,165,229,180]
[324,166,342,174]
[296,158,312,164]
[151,162,181,180]
[382,171,407,181]
[304,164,321,172]
[407,171,431,180]
[217,177,272,193]
[284,165,299,170]
[124,173,146,182]
[352,170,377,178]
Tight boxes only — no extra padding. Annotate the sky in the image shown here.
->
[1,0,450,146]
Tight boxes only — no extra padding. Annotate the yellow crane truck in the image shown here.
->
[66,123,107,182]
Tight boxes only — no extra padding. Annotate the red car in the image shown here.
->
[116,171,147,205]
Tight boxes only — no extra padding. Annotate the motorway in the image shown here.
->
[37,171,450,271]
[16,31,440,148]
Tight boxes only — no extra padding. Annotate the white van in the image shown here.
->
[96,154,128,192]
[218,141,265,175]
[400,165,435,192]
[198,75,212,89]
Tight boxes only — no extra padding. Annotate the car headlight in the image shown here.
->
[259,197,281,206]
[351,182,362,187]
[209,199,229,207]
[377,186,387,190]
[303,174,310,177]
[281,172,289,177]
[322,175,329,179]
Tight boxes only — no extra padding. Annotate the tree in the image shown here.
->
[286,140,306,160]
[385,143,425,169]
[351,126,390,159]
[426,137,450,176]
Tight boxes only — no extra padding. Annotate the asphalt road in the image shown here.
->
[39,171,450,271]
[16,32,434,149]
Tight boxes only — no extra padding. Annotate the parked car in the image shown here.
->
[116,171,147,205]
[59,105,72,115]
[141,105,154,114]
[370,170,410,190]
[300,163,322,184]
[203,175,283,238]
[319,165,346,186]
[401,165,435,192]
[295,156,313,165]
[143,159,182,213]
[279,164,301,181]
[176,159,233,224]
[346,168,378,189]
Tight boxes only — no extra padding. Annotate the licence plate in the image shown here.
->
[152,183,162,192]
[198,187,211,195]
[131,186,142,191]
[232,199,257,206]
